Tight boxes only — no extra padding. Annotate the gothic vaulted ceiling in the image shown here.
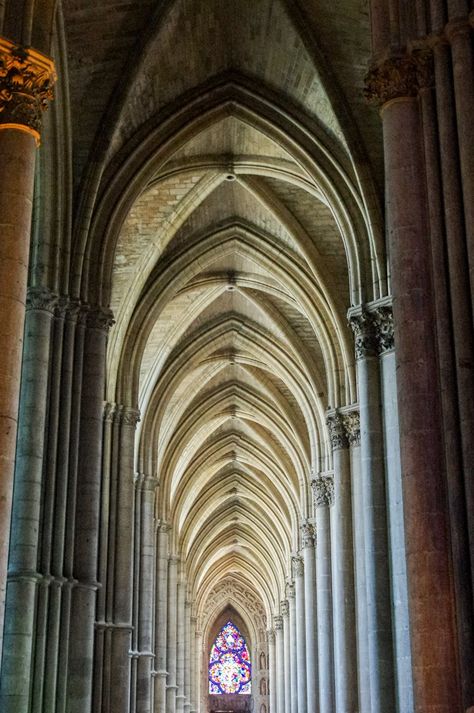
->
[49,0,386,633]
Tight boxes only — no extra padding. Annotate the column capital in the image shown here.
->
[364,49,433,107]
[343,409,360,447]
[280,600,289,617]
[158,520,171,533]
[266,629,276,644]
[372,305,394,354]
[273,615,283,631]
[311,473,334,508]
[103,402,117,423]
[300,521,315,548]
[86,305,115,333]
[26,286,57,314]
[285,581,295,600]
[348,301,394,356]
[120,406,141,427]
[135,472,158,491]
[0,37,56,145]
[169,554,180,564]
[326,411,349,449]
[348,309,377,360]
[291,555,304,578]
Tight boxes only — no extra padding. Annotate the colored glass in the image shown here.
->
[208,621,252,694]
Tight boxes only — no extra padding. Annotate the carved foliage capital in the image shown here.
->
[0,38,56,142]
[300,521,315,548]
[311,474,335,508]
[326,412,349,450]
[121,407,141,428]
[273,615,283,631]
[344,410,361,447]
[280,600,289,617]
[364,51,433,107]
[26,287,57,314]
[349,310,377,360]
[86,306,115,333]
[291,555,304,578]
[285,581,295,600]
[372,306,394,354]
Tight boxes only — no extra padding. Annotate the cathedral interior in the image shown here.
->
[0,1,473,713]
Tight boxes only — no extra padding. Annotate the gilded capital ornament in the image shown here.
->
[311,474,335,508]
[0,38,56,144]
[327,412,348,450]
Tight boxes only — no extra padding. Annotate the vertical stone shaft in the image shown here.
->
[189,616,197,712]
[313,477,334,713]
[378,318,414,713]
[287,583,297,713]
[184,603,192,711]
[382,90,461,711]
[274,617,284,713]
[267,630,276,713]
[351,312,395,713]
[281,600,291,712]
[166,556,179,713]
[176,579,186,713]
[292,556,307,713]
[154,523,170,713]
[67,311,110,713]
[0,292,55,713]
[350,429,370,713]
[137,474,157,713]
[327,415,358,713]
[301,522,317,712]
[0,129,38,656]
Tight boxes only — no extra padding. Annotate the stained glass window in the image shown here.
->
[208,621,251,694]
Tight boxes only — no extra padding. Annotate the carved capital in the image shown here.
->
[136,472,158,492]
[285,581,295,600]
[121,407,140,428]
[291,555,304,578]
[274,615,283,631]
[300,521,315,548]
[266,629,275,644]
[56,296,81,321]
[349,310,377,360]
[0,38,56,144]
[311,474,335,508]
[327,412,348,450]
[364,50,434,107]
[26,287,57,314]
[372,306,394,354]
[86,306,115,333]
[343,410,361,447]
[103,402,117,423]
[280,600,289,617]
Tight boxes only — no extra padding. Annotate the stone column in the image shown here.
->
[166,555,179,713]
[301,522,317,713]
[136,474,158,713]
[349,309,395,713]
[154,522,170,713]
[281,599,291,713]
[274,616,284,713]
[0,38,55,657]
[374,306,414,712]
[312,475,334,713]
[267,629,276,713]
[184,604,192,712]
[189,616,197,713]
[67,307,114,713]
[365,52,461,712]
[327,411,358,712]
[194,628,202,713]
[287,582,297,713]
[0,289,56,713]
[292,555,306,713]
[176,579,186,713]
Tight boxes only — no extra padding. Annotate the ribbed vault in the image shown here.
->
[97,0,385,653]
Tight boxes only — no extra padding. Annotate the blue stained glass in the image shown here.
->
[208,621,252,694]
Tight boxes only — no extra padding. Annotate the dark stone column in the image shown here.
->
[365,52,462,712]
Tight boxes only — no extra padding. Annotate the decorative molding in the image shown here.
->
[326,412,348,450]
[285,581,295,600]
[364,50,434,107]
[121,406,141,428]
[280,600,289,617]
[291,555,304,578]
[273,615,283,631]
[349,310,377,360]
[343,410,361,448]
[136,473,158,492]
[266,629,275,644]
[0,38,56,144]
[300,521,315,548]
[372,305,394,354]
[86,306,115,333]
[311,474,335,508]
[26,287,57,314]
[103,402,117,423]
